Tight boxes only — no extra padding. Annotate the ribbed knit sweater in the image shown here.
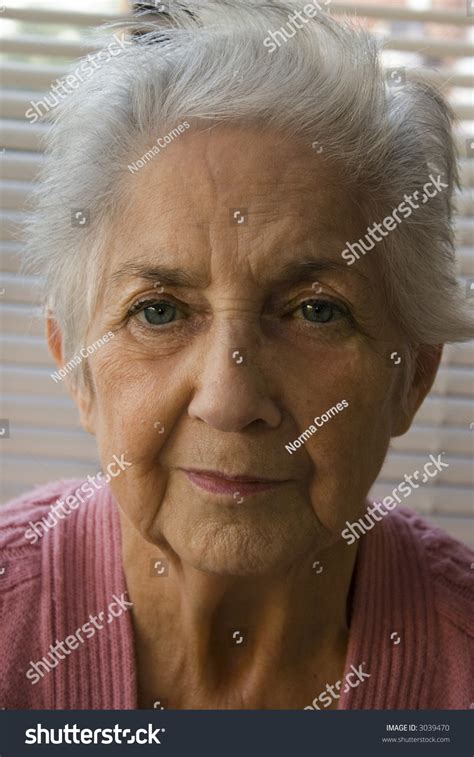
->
[0,479,473,709]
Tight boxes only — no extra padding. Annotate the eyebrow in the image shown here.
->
[109,263,209,288]
[109,254,368,290]
[274,258,368,286]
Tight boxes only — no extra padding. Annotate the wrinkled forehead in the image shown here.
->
[106,124,367,290]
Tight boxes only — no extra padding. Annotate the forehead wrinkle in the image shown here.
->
[106,237,370,298]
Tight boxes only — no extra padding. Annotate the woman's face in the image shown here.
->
[72,125,418,575]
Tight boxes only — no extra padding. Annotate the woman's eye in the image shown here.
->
[299,299,347,324]
[131,300,183,327]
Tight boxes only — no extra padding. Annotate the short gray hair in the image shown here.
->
[24,0,474,381]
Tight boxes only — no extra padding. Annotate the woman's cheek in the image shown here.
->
[303,352,396,531]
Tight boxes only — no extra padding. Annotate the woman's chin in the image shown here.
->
[160,519,319,577]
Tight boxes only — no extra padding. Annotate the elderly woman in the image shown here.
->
[1,1,473,711]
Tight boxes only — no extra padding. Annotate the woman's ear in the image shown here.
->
[45,314,96,436]
[46,312,63,367]
[392,344,443,437]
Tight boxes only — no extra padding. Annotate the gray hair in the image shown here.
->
[24,0,474,385]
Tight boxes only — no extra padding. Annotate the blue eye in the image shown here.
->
[301,300,343,323]
[143,302,176,325]
[135,301,177,326]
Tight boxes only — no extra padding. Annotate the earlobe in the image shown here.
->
[392,344,443,437]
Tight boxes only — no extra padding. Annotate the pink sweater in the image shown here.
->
[0,479,473,709]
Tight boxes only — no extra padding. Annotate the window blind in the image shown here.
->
[0,2,472,545]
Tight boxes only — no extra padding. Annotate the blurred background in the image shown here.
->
[0,0,472,545]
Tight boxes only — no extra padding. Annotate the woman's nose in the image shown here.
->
[187,338,282,432]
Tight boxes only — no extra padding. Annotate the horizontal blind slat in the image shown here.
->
[1,334,50,364]
[1,366,70,396]
[381,36,474,58]
[0,152,43,182]
[0,393,80,428]
[379,451,473,487]
[390,425,474,456]
[1,8,117,26]
[431,366,474,398]
[332,3,473,25]
[1,424,95,460]
[2,4,469,26]
[416,395,474,426]
[0,457,97,487]
[0,35,97,58]
[370,482,474,516]
[0,273,39,302]
[0,120,49,152]
[1,62,68,91]
[0,241,23,273]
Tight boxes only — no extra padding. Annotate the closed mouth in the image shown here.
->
[181,468,287,483]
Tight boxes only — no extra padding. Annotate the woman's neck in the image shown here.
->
[120,513,359,708]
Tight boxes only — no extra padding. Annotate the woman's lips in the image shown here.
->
[182,469,288,496]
